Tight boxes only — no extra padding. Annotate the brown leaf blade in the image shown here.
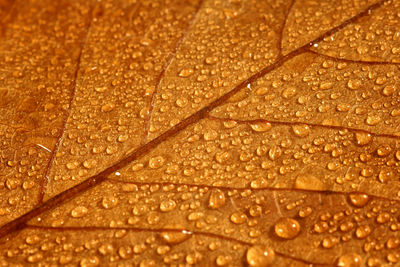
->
[1,0,400,266]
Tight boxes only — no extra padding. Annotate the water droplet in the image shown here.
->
[365,115,381,126]
[66,161,79,170]
[26,253,43,263]
[216,255,232,266]
[101,196,118,209]
[347,79,361,90]
[292,124,311,137]
[230,212,247,224]
[281,87,297,99]
[376,212,390,224]
[149,156,165,169]
[355,225,371,239]
[160,199,177,212]
[336,253,362,267]
[71,206,88,218]
[208,189,226,209]
[25,235,41,245]
[274,218,300,239]
[204,129,218,141]
[382,84,397,96]
[160,229,191,244]
[176,97,188,107]
[246,245,275,267]
[205,56,218,65]
[322,236,339,248]
[320,81,333,90]
[250,122,272,132]
[178,68,194,77]
[354,132,372,146]
[348,194,369,207]
[215,151,231,164]
[101,103,115,112]
[268,146,281,160]
[83,159,97,169]
[378,169,394,183]
[294,174,326,191]
[376,145,392,157]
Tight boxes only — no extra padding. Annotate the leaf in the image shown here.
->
[1,0,400,266]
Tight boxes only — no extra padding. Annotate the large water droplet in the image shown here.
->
[274,217,300,239]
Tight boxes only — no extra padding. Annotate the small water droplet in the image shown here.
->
[160,199,177,212]
[178,68,194,77]
[336,253,362,267]
[292,124,311,137]
[149,156,165,169]
[71,206,88,218]
[208,189,226,209]
[354,132,372,146]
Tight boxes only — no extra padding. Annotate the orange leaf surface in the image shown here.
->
[1,0,400,266]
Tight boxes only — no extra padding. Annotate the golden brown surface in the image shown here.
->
[0,0,400,266]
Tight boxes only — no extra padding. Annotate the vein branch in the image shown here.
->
[37,6,94,204]
[106,179,400,203]
[141,0,204,145]
[307,48,400,65]
[277,0,295,57]
[0,0,389,240]
[207,115,400,140]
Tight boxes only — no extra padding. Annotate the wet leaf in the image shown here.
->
[1,0,400,266]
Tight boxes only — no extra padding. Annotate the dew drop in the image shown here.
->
[292,124,311,137]
[250,122,272,132]
[274,218,300,239]
[160,199,177,212]
[26,253,43,263]
[347,79,361,90]
[378,169,394,183]
[268,146,281,160]
[294,174,326,191]
[178,68,194,77]
[203,129,218,141]
[348,194,369,207]
[149,156,165,169]
[101,196,118,209]
[230,212,247,224]
[208,189,226,209]
[354,132,372,146]
[246,245,275,267]
[355,225,371,239]
[160,229,191,244]
[66,161,79,170]
[322,236,339,249]
[205,56,218,65]
[281,87,297,99]
[83,159,97,169]
[101,103,115,112]
[365,115,381,126]
[25,235,41,245]
[215,151,231,164]
[71,206,88,218]
[336,253,362,267]
[175,97,188,107]
[320,81,333,90]
[382,84,397,96]
[376,145,392,157]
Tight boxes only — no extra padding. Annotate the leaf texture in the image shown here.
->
[1,0,400,266]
